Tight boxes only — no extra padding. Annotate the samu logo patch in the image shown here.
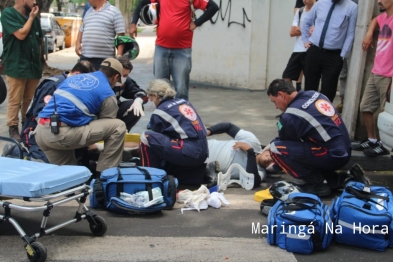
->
[179,104,197,121]
[315,99,335,117]
[277,121,283,130]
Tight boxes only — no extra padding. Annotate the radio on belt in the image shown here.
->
[50,94,60,134]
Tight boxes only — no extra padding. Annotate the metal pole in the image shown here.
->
[342,0,376,140]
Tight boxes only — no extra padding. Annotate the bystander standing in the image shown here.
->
[302,0,358,102]
[1,0,42,141]
[129,0,219,101]
[75,0,125,70]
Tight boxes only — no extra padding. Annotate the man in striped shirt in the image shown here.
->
[75,0,125,70]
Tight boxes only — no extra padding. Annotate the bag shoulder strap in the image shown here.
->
[281,197,323,215]
[298,6,305,24]
[345,186,390,210]
[346,186,390,201]
[165,175,177,210]
[190,0,196,21]
[115,166,153,200]
[136,166,153,200]
[93,179,105,207]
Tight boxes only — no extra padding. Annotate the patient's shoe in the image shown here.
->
[297,181,331,197]
[204,161,220,188]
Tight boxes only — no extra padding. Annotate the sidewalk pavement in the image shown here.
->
[0,27,391,171]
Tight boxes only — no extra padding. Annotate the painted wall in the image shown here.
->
[192,0,295,90]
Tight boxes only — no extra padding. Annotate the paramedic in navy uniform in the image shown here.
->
[266,79,351,197]
[35,58,127,176]
[140,79,209,185]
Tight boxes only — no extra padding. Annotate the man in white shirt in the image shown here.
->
[283,0,317,91]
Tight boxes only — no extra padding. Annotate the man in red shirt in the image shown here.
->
[129,0,218,101]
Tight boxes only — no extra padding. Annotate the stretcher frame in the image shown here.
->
[0,137,107,262]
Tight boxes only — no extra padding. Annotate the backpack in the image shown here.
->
[90,164,178,215]
[266,192,333,254]
[330,181,393,251]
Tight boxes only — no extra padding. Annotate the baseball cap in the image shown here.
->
[100,58,123,83]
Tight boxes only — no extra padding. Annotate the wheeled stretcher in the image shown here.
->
[0,137,107,262]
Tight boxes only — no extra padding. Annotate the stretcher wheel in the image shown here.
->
[89,215,107,236]
[26,241,47,262]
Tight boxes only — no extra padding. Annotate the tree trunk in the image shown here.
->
[56,0,63,12]
[115,0,133,32]
[41,0,54,13]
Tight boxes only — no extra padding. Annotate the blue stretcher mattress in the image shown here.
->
[0,157,91,198]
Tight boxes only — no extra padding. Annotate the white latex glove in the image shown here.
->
[124,97,145,117]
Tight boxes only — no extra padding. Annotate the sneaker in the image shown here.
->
[336,101,343,113]
[8,126,21,142]
[363,142,390,157]
[290,178,307,186]
[297,181,331,197]
[204,161,220,188]
[346,163,370,185]
[351,139,373,151]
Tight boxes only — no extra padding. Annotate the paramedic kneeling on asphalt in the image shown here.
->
[139,79,208,185]
[267,79,351,197]
[35,58,127,174]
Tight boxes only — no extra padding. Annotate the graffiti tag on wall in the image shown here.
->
[210,0,251,28]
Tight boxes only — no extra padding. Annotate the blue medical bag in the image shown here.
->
[330,181,393,251]
[266,192,333,254]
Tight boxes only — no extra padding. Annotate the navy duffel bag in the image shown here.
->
[90,164,178,214]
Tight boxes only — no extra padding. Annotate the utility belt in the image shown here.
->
[310,43,341,54]
[38,118,69,127]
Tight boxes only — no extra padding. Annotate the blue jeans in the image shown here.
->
[153,45,192,100]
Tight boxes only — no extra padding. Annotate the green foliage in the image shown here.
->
[132,0,141,12]
[70,0,115,7]
[70,0,113,5]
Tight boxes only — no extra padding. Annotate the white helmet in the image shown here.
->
[140,3,158,26]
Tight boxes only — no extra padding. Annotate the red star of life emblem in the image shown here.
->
[320,102,331,112]
[315,99,335,117]
[183,107,193,116]
[179,104,197,121]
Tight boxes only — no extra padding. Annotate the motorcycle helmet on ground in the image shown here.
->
[269,180,302,201]
[260,181,302,216]
[114,36,140,60]
[140,3,158,26]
